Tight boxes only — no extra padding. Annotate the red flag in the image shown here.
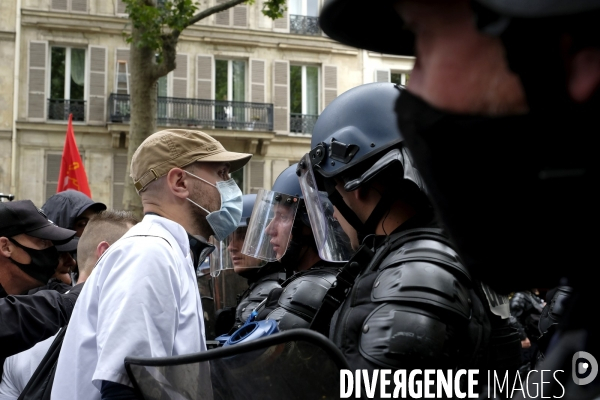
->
[57,114,91,196]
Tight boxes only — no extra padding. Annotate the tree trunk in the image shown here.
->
[122,27,158,219]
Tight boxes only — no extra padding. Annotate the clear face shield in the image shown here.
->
[209,226,267,311]
[209,226,267,277]
[241,189,299,262]
[297,153,354,262]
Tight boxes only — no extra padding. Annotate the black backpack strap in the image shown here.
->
[309,244,374,336]
[309,227,456,337]
[18,327,67,400]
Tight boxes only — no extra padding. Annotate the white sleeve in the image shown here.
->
[91,236,183,388]
[0,357,20,400]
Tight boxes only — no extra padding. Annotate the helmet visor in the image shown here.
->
[241,189,299,262]
[210,226,266,277]
[298,154,353,262]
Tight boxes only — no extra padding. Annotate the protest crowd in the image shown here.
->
[1,0,598,398]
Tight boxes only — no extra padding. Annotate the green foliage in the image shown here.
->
[123,0,287,61]
[123,0,198,60]
[262,0,286,20]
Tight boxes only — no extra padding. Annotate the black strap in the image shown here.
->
[309,244,374,336]
[309,227,458,336]
[18,327,67,400]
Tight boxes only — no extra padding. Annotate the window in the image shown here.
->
[391,72,410,86]
[215,60,246,128]
[289,0,320,35]
[49,46,86,121]
[51,0,88,13]
[290,65,319,134]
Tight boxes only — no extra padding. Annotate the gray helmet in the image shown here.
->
[298,83,426,241]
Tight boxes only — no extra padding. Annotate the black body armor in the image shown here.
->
[264,265,340,331]
[234,271,285,328]
[329,227,521,375]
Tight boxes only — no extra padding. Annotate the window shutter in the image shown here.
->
[196,55,213,99]
[112,153,127,208]
[88,46,107,124]
[232,4,248,28]
[115,48,130,94]
[273,9,288,32]
[323,65,338,108]
[116,0,127,14]
[374,69,390,83]
[173,53,188,98]
[248,160,265,194]
[215,0,231,26]
[45,153,62,201]
[273,60,289,133]
[51,0,67,11]
[249,59,266,103]
[28,41,47,120]
[71,0,88,13]
[196,55,214,127]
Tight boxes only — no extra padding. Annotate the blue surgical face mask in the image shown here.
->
[185,171,243,242]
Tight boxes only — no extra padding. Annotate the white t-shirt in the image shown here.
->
[0,333,57,400]
[51,215,207,400]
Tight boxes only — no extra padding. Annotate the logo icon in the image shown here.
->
[572,351,598,385]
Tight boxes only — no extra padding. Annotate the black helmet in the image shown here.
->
[298,83,425,240]
[319,0,413,56]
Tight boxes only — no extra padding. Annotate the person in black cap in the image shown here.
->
[42,190,106,284]
[0,200,82,362]
[42,190,106,238]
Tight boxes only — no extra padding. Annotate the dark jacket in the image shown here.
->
[0,283,81,359]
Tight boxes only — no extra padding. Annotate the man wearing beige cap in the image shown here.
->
[51,129,251,400]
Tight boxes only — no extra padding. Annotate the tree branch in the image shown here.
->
[182,0,247,30]
[153,33,178,79]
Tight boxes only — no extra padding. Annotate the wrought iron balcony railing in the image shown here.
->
[109,94,274,131]
[47,99,86,121]
[290,15,321,36]
[290,113,318,134]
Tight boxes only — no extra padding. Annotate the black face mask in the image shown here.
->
[8,237,60,284]
[395,90,594,294]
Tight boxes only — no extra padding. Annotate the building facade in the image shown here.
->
[0,0,414,208]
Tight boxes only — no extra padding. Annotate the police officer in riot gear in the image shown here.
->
[320,0,599,397]
[243,164,352,332]
[212,193,286,335]
[297,82,521,385]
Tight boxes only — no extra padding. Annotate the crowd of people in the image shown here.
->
[1,0,598,398]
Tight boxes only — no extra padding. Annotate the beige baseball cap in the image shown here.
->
[131,129,252,193]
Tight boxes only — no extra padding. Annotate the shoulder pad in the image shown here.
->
[360,303,462,369]
[379,237,470,282]
[247,279,282,302]
[277,269,338,320]
[372,258,471,319]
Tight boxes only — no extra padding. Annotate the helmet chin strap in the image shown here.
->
[324,180,395,243]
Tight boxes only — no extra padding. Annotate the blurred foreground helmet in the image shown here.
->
[298,83,425,241]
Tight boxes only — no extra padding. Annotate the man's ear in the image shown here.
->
[95,241,110,259]
[0,237,12,258]
[568,47,600,103]
[166,168,190,199]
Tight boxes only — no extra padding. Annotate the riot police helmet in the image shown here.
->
[297,82,426,242]
[242,163,353,265]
